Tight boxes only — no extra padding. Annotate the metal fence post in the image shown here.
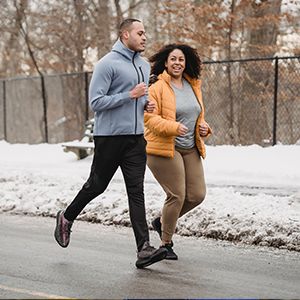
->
[273,56,278,146]
[3,80,7,141]
[41,75,48,143]
[85,72,89,121]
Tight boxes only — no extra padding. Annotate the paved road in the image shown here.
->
[1,213,300,299]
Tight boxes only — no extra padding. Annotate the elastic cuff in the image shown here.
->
[161,231,173,242]
[121,91,131,103]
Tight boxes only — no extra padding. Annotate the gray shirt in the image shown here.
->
[172,77,201,149]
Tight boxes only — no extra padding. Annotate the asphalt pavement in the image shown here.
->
[1,213,300,299]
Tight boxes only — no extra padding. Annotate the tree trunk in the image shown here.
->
[97,0,111,59]
[248,0,281,57]
[239,0,281,145]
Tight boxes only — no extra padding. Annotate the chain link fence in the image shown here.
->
[202,56,300,146]
[0,56,300,146]
[0,72,93,144]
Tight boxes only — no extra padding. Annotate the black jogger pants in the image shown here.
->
[64,135,149,251]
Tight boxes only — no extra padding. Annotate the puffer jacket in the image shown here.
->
[144,70,212,158]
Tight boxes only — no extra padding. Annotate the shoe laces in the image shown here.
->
[141,241,155,252]
[144,244,155,252]
[62,218,72,234]
[163,243,173,249]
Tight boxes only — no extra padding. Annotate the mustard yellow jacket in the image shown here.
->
[144,70,212,158]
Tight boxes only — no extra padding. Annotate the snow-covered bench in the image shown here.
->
[62,119,95,160]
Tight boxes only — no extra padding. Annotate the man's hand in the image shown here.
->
[145,100,155,113]
[129,83,148,99]
[199,123,209,137]
[177,124,188,137]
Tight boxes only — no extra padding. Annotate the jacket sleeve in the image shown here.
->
[89,59,131,112]
[144,84,180,137]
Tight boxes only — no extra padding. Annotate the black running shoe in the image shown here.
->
[151,217,173,247]
[163,243,178,260]
[151,217,162,238]
[135,241,168,268]
[54,210,73,248]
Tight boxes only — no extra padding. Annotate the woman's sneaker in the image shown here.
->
[136,241,168,268]
[151,217,173,247]
[54,210,73,248]
[163,243,178,260]
[151,217,162,238]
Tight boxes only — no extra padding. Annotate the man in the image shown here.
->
[54,19,167,268]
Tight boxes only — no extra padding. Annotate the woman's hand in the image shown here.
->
[177,124,188,137]
[199,123,208,137]
[145,100,155,113]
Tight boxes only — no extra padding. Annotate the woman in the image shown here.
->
[144,43,212,260]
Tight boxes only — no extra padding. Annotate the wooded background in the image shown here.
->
[0,0,299,146]
[0,0,299,78]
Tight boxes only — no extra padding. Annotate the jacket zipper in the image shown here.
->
[139,66,144,82]
[132,52,140,135]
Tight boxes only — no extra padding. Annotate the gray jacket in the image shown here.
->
[89,38,150,136]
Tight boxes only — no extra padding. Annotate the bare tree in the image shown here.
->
[0,0,298,78]
[14,0,44,76]
[90,0,111,59]
[240,0,282,145]
[247,0,282,58]
[0,0,29,78]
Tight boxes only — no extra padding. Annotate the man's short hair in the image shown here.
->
[119,19,141,39]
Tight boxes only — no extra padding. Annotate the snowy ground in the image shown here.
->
[0,140,299,252]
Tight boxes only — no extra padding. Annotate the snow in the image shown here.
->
[0,140,300,252]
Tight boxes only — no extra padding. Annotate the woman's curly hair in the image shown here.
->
[148,43,203,79]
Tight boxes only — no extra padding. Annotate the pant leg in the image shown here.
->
[64,136,121,221]
[177,147,206,218]
[120,135,149,251]
[146,150,185,241]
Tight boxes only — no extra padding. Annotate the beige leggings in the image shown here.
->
[147,146,206,241]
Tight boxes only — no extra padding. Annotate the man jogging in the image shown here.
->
[54,19,167,268]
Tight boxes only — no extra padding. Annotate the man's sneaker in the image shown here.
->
[151,217,173,247]
[135,241,168,268]
[162,243,178,260]
[54,210,73,248]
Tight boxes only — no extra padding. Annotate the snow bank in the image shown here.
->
[0,141,299,252]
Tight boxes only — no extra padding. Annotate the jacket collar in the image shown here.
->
[111,38,141,61]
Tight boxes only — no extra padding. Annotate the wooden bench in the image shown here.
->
[62,119,95,160]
